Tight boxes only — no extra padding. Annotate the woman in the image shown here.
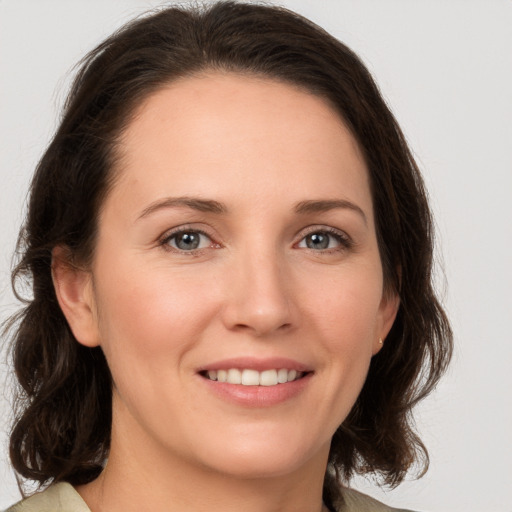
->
[4,2,452,511]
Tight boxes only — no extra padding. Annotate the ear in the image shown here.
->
[52,246,100,347]
[372,289,400,355]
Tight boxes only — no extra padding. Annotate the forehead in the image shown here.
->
[110,72,372,217]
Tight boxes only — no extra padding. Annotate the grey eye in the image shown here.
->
[169,231,210,251]
[305,233,330,249]
[297,231,343,250]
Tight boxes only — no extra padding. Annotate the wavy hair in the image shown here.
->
[4,1,452,506]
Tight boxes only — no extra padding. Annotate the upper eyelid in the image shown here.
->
[160,224,215,239]
[158,225,218,249]
[295,224,351,240]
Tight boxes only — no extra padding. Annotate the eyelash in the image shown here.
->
[296,226,353,253]
[158,226,353,255]
[159,226,218,255]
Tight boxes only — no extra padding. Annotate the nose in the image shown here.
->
[221,248,296,337]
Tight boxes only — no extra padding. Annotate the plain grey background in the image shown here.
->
[1,1,511,510]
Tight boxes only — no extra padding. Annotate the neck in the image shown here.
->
[76,408,330,512]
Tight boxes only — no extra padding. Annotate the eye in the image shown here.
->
[297,230,348,251]
[163,230,213,251]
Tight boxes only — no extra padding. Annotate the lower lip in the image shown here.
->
[199,373,312,407]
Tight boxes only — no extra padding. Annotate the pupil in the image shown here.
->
[177,232,199,250]
[307,233,329,249]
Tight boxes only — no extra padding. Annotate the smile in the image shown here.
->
[202,368,305,386]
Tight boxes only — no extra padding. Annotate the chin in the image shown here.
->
[204,451,312,480]
[190,429,329,480]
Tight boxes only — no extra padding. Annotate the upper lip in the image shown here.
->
[197,357,312,373]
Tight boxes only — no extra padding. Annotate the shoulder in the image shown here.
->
[335,487,418,512]
[5,482,91,512]
[5,482,417,512]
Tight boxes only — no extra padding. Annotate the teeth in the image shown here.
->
[277,368,288,383]
[241,369,259,386]
[204,368,304,386]
[227,368,242,384]
[260,369,278,386]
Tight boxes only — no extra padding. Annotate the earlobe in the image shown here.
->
[373,290,400,355]
[52,246,100,347]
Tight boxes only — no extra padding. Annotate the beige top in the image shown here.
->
[5,482,416,512]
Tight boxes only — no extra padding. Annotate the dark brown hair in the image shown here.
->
[5,1,452,505]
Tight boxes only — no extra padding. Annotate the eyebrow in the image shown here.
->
[138,196,227,219]
[137,196,367,225]
[294,199,367,225]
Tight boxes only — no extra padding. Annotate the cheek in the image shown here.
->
[303,265,383,346]
[300,266,383,404]
[93,261,220,377]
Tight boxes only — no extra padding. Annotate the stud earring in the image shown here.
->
[378,338,383,345]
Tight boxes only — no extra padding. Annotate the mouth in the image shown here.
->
[199,368,307,386]
[197,358,313,406]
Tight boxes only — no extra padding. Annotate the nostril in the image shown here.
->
[232,320,292,336]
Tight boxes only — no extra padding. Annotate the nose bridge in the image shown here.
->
[222,239,294,336]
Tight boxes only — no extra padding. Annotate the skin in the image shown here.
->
[53,73,399,512]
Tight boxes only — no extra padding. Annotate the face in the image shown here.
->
[59,73,398,480]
